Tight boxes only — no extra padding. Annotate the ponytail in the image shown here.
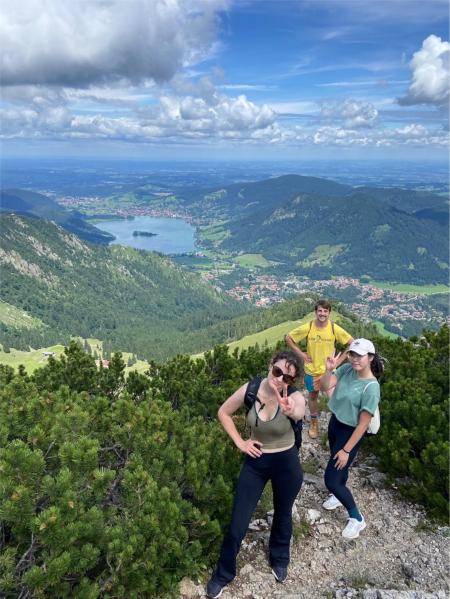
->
[369,352,385,379]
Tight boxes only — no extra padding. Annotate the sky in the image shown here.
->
[1,0,449,161]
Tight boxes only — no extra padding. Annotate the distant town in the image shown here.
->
[57,193,449,338]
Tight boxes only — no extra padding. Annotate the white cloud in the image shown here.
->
[0,85,277,143]
[399,35,450,106]
[268,101,318,115]
[312,123,448,148]
[0,0,228,87]
[320,99,378,128]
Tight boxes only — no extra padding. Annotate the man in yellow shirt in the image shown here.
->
[285,299,353,439]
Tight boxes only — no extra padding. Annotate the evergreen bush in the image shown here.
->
[0,342,261,597]
[367,325,449,521]
[1,327,448,597]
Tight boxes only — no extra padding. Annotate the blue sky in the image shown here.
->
[1,0,448,160]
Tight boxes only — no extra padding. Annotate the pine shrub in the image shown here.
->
[367,325,449,521]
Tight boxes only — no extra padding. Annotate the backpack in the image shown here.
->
[362,381,380,435]
[244,376,303,449]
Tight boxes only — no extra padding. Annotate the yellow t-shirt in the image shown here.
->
[288,320,352,376]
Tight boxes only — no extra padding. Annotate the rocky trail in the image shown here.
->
[179,413,449,599]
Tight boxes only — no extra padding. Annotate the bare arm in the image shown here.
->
[320,351,341,397]
[285,334,311,364]
[218,383,263,458]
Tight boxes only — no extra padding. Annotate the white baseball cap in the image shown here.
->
[349,338,375,355]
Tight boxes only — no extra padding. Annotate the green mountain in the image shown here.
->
[0,214,245,359]
[178,175,448,284]
[0,189,114,244]
[221,191,448,283]
[181,174,353,221]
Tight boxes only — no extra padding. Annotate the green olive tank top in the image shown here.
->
[246,403,295,450]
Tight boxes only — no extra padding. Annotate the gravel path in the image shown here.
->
[179,414,449,599]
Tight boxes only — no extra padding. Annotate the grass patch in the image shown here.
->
[349,574,370,589]
[234,253,275,268]
[198,223,230,243]
[302,457,320,475]
[210,310,351,358]
[0,301,45,330]
[298,244,347,268]
[0,344,66,373]
[373,320,400,339]
[0,339,149,375]
[319,432,329,450]
[369,281,450,295]
[292,520,312,543]
[254,483,273,518]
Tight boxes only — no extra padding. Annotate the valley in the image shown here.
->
[0,160,448,356]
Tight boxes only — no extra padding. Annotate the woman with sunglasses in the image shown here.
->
[320,338,383,540]
[206,351,306,599]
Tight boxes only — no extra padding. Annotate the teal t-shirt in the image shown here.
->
[328,363,380,427]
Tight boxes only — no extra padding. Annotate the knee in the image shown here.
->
[324,469,339,494]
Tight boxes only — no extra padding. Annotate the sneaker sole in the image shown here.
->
[342,520,366,539]
[207,589,223,599]
[271,569,287,583]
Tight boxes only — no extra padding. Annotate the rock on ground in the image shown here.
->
[180,413,449,599]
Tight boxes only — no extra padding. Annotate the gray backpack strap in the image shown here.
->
[363,381,377,394]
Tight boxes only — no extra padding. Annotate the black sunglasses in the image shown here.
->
[271,365,296,385]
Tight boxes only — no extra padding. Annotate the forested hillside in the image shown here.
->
[177,175,448,284]
[220,191,448,283]
[0,189,113,244]
[0,326,447,597]
[0,213,381,359]
[0,214,245,359]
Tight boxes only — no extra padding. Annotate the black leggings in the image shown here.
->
[324,413,364,511]
[213,446,303,586]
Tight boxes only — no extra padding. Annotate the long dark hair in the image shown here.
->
[369,353,384,379]
[270,350,303,381]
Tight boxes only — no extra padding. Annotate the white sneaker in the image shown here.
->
[342,516,366,539]
[322,494,343,510]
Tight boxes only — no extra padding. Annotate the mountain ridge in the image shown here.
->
[0,188,114,244]
[0,213,245,359]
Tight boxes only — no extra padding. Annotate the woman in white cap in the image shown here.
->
[320,338,383,539]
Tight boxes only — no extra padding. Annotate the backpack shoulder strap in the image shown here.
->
[244,376,263,412]
[330,320,335,339]
[362,381,378,394]
[305,320,313,341]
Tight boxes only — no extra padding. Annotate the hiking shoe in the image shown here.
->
[322,494,343,510]
[271,565,288,583]
[342,516,366,539]
[206,578,223,599]
[308,418,319,439]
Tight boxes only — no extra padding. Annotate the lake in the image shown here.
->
[93,216,197,254]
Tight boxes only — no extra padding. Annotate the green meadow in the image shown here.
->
[373,320,400,339]
[0,301,45,330]
[225,311,356,354]
[0,338,149,375]
[234,253,275,268]
[369,281,450,295]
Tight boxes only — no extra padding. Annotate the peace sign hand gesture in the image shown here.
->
[325,350,341,372]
